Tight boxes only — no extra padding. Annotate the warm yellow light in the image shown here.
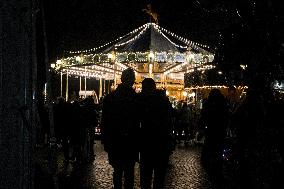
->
[148,51,154,60]
[76,56,82,62]
[149,63,153,75]
[166,90,169,96]
[182,91,188,97]
[189,92,195,97]
[240,64,247,70]
[50,63,56,68]
[56,59,62,64]
[108,53,114,60]
[188,54,194,60]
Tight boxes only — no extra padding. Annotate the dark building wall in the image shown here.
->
[1,1,36,188]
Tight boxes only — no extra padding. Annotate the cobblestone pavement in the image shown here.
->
[35,140,216,189]
[93,141,212,189]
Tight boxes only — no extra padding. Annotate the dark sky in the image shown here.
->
[43,0,284,75]
[43,0,235,61]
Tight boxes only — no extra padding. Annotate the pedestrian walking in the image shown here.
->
[101,68,139,189]
[200,89,229,189]
[138,78,174,189]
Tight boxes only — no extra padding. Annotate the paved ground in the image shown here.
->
[35,140,237,189]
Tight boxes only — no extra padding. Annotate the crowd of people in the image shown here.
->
[198,75,284,189]
[35,67,284,189]
[36,95,100,163]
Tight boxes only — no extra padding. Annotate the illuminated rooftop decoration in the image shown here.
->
[52,23,215,79]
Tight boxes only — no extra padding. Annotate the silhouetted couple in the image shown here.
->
[101,68,173,189]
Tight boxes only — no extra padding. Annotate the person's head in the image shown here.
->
[142,78,156,94]
[121,68,135,87]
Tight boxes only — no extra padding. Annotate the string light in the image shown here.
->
[115,24,149,47]
[185,86,248,90]
[53,22,216,81]
[186,65,216,73]
[153,23,211,51]
[68,23,149,54]
[153,24,188,49]
[68,23,212,54]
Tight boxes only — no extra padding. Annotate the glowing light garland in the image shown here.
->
[164,62,188,75]
[185,86,248,90]
[68,23,149,54]
[115,24,149,47]
[68,23,212,54]
[53,23,215,81]
[186,65,216,73]
[153,24,188,49]
[153,23,210,51]
[62,66,121,80]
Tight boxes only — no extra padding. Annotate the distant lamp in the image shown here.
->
[76,56,82,62]
[50,63,56,68]
[189,92,195,97]
[148,51,154,61]
[240,64,247,70]
[149,63,153,75]
[218,71,223,75]
[166,90,169,96]
[56,59,62,64]
[188,54,194,61]
[108,53,114,60]
[182,91,188,97]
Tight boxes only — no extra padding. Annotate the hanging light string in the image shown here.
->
[68,23,211,55]
[61,66,123,79]
[115,23,150,47]
[62,68,111,79]
[68,23,149,54]
[153,23,210,51]
[55,23,216,78]
[153,24,188,49]
[185,85,248,90]
[186,65,216,73]
[164,62,188,75]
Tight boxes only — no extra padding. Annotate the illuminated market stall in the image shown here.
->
[51,23,215,101]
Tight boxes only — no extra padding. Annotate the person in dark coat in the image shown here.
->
[200,89,228,189]
[53,97,72,161]
[69,100,84,162]
[101,68,139,189]
[80,96,98,162]
[232,75,284,188]
[138,78,174,189]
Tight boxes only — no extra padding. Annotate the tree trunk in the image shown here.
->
[0,0,37,188]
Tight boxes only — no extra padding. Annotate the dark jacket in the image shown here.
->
[101,84,139,164]
[138,90,174,159]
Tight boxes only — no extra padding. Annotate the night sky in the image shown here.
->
[42,0,235,60]
[42,0,284,77]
